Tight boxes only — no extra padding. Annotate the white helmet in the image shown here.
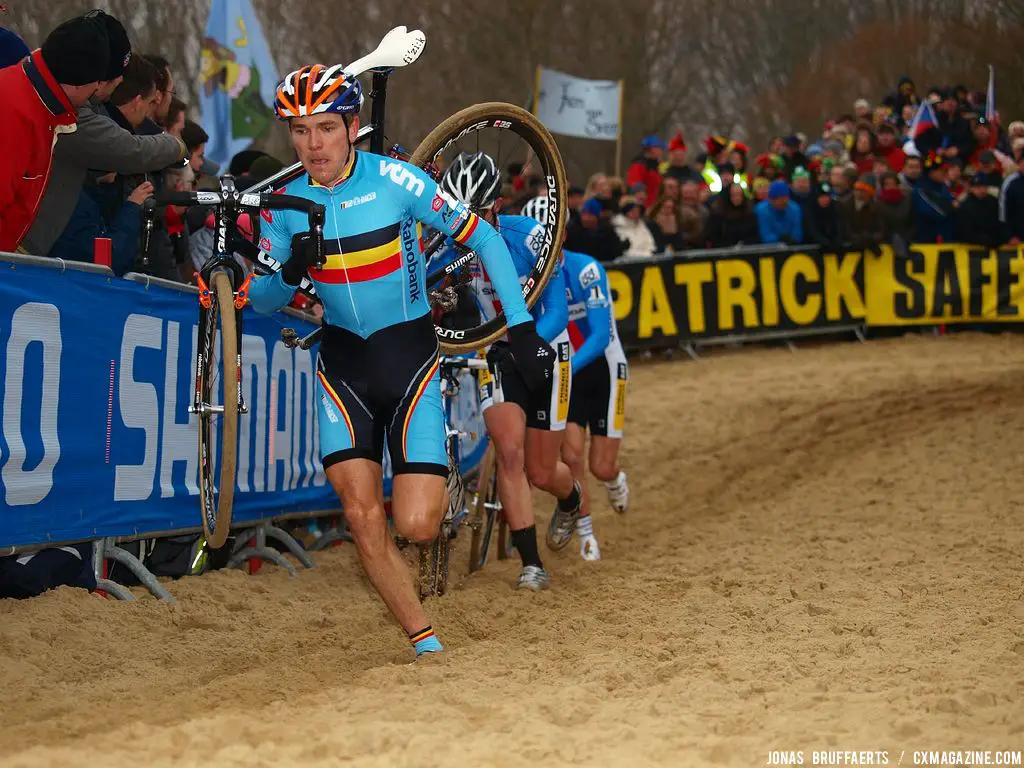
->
[519,195,550,226]
[440,151,501,209]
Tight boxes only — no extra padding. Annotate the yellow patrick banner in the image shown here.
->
[605,243,1024,350]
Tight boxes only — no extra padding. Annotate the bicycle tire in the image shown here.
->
[197,270,239,549]
[417,534,450,600]
[468,445,498,573]
[410,101,569,355]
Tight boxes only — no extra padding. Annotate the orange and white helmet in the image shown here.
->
[273,64,363,120]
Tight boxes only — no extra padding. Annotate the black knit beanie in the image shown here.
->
[40,14,110,86]
[84,10,131,81]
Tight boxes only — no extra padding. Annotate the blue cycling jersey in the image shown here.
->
[562,248,620,371]
[428,213,568,344]
[248,151,532,337]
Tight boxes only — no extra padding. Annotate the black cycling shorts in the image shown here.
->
[477,330,573,431]
[566,352,628,438]
[316,313,447,476]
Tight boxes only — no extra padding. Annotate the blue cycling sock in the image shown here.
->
[410,625,444,656]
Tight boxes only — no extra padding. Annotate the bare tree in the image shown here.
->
[5,0,1021,184]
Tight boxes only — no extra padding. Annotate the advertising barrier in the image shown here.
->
[607,246,866,348]
[0,259,488,552]
[608,243,1024,350]
[864,244,1024,326]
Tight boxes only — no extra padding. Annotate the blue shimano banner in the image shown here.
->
[0,263,487,550]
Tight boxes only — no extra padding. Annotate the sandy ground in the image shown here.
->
[1,333,1023,767]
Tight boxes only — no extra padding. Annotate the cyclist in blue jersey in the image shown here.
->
[521,197,630,562]
[248,65,556,658]
[436,152,582,591]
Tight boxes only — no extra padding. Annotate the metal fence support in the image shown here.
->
[227,523,306,576]
[95,538,175,602]
[92,539,135,601]
[681,342,701,361]
[853,325,867,343]
[309,522,354,551]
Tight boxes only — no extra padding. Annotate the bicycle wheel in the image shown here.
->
[197,270,239,549]
[498,516,511,561]
[410,102,569,355]
[468,445,499,573]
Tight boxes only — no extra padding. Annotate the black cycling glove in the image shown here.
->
[507,320,556,392]
[282,232,320,286]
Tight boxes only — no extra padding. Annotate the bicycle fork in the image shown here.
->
[189,271,250,416]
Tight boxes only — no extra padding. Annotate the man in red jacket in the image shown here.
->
[0,14,109,253]
[626,135,666,206]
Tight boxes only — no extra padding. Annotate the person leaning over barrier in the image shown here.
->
[19,11,185,258]
[0,13,110,253]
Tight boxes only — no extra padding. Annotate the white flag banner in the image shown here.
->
[534,67,621,141]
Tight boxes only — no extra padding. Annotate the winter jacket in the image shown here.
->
[20,97,185,256]
[646,220,686,253]
[956,193,1002,249]
[47,185,143,275]
[0,50,78,253]
[611,214,657,257]
[663,164,703,186]
[565,216,629,263]
[937,111,976,162]
[839,197,886,252]
[912,176,956,244]
[755,200,803,245]
[998,172,1024,243]
[625,154,662,209]
[705,200,759,248]
[877,189,915,245]
[803,200,846,252]
[875,146,906,174]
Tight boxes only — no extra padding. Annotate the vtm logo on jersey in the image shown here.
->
[379,160,425,197]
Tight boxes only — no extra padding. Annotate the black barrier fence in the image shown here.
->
[606,243,1024,351]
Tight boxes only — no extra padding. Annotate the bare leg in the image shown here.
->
[524,426,574,499]
[562,423,590,518]
[483,402,533,531]
[327,459,431,635]
[588,435,622,483]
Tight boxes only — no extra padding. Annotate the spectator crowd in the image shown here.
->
[0,10,287,296]
[3,10,1023,302]
[499,77,1024,262]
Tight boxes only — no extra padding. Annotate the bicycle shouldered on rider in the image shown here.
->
[247,62,628,660]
